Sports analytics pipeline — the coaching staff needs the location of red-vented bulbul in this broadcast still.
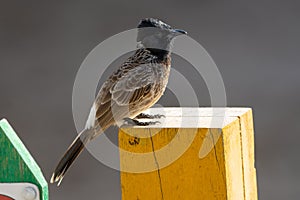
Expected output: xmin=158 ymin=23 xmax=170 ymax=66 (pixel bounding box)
xmin=51 ymin=18 xmax=187 ymax=185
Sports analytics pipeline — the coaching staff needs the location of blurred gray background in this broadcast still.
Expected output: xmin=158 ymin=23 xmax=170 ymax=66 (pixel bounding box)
xmin=1 ymin=0 xmax=299 ymax=199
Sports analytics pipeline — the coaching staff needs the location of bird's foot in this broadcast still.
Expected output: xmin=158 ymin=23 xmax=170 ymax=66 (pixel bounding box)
xmin=123 ymin=117 xmax=160 ymax=126
xmin=135 ymin=113 xmax=165 ymax=119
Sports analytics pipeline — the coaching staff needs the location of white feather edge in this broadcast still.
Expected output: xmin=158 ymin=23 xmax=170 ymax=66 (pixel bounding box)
xmin=85 ymin=103 xmax=96 ymax=129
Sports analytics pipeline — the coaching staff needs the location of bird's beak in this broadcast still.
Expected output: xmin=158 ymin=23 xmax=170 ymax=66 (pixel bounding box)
xmin=172 ymin=29 xmax=187 ymax=35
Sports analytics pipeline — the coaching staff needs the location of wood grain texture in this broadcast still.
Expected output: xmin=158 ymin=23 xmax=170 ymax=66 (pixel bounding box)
xmin=0 ymin=119 xmax=48 ymax=200
xmin=119 ymin=107 xmax=257 ymax=200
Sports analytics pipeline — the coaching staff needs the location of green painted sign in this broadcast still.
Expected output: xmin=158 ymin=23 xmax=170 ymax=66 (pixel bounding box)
xmin=0 ymin=119 xmax=48 ymax=200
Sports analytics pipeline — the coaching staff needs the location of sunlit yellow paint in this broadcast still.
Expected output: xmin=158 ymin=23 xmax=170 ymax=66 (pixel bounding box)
xmin=119 ymin=108 xmax=257 ymax=200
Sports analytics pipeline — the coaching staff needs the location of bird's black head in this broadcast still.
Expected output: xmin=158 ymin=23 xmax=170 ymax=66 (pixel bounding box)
xmin=138 ymin=18 xmax=173 ymax=30
xmin=137 ymin=18 xmax=187 ymax=54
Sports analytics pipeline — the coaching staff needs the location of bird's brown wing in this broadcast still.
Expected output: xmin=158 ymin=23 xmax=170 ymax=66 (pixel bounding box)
xmin=110 ymin=64 xmax=155 ymax=105
xmin=95 ymin=63 xmax=158 ymax=128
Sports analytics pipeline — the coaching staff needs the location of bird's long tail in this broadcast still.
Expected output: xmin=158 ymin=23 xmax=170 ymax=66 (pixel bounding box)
xmin=50 ymin=129 xmax=93 ymax=186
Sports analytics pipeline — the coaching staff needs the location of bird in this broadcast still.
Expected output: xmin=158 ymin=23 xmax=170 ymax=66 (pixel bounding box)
xmin=50 ymin=18 xmax=187 ymax=186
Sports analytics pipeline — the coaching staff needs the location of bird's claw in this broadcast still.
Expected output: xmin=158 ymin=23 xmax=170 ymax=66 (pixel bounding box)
xmin=135 ymin=113 xmax=165 ymax=119
xmin=123 ymin=117 xmax=160 ymax=126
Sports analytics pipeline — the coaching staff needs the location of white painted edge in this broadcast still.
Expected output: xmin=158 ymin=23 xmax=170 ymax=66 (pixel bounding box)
xmin=123 ymin=107 xmax=250 ymax=128
xmin=143 ymin=107 xmax=251 ymax=117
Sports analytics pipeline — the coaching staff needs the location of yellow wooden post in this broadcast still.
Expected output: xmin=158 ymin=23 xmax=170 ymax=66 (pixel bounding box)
xmin=119 ymin=107 xmax=257 ymax=200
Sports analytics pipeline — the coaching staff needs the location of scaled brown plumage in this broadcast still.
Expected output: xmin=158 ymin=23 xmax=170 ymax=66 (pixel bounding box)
xmin=51 ymin=18 xmax=186 ymax=185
